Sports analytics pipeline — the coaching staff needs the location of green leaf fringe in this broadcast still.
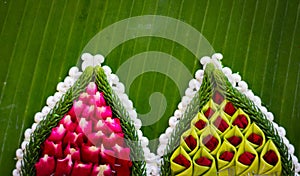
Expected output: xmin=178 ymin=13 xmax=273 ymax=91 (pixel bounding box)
xmin=160 ymin=63 xmax=295 ymax=176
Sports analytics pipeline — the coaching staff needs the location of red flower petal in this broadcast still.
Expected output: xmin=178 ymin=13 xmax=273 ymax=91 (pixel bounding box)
xmin=173 ymin=154 xmax=190 ymax=168
xmin=194 ymin=119 xmax=207 ymax=130
xmin=263 ymin=150 xmax=278 ymax=166
xmin=220 ymin=151 xmax=234 ymax=161
xmin=74 ymin=133 xmax=90 ymax=148
xmin=204 ymin=107 xmax=215 ymax=119
xmin=42 ymin=140 xmax=63 ymax=158
xmin=195 ymin=156 xmax=212 ymax=166
xmin=224 ymin=102 xmax=236 ymax=116
xmin=81 ymin=144 xmax=100 ymax=164
xmin=203 ymin=134 xmax=219 ymax=151
xmin=70 ymin=162 xmax=93 ymax=176
xmin=55 ymin=154 xmax=73 ymax=175
xmin=213 ymin=116 xmax=229 ymax=132
xmin=35 ymin=154 xmax=55 ymax=176
xmin=63 ymin=131 xmax=79 ymax=147
xmin=213 ymin=91 xmax=224 ymax=105
xmin=64 ymin=143 xmax=81 ymax=161
xmin=184 ymin=135 xmax=197 ymax=150
xmin=247 ymin=133 xmax=263 ymax=146
xmin=100 ymin=145 xmax=116 ymax=168
xmin=114 ymin=158 xmax=133 ymax=176
xmin=233 ymin=114 xmax=248 ymax=129
xmin=238 ymin=152 xmax=255 ymax=165
xmin=227 ymin=136 xmax=242 ymax=147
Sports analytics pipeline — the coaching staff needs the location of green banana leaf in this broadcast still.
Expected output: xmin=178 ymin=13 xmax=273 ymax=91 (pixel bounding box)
xmin=0 ymin=0 xmax=299 ymax=175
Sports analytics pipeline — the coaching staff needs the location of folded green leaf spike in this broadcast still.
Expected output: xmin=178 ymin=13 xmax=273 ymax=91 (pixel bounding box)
xmin=14 ymin=53 xmax=148 ymax=176
xmin=159 ymin=54 xmax=299 ymax=176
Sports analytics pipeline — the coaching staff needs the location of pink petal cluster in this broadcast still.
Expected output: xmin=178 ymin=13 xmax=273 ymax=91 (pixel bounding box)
xmin=35 ymin=82 xmax=132 ymax=176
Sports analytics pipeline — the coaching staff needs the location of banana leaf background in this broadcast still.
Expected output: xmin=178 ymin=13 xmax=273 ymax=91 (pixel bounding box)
xmin=0 ymin=0 xmax=299 ymax=174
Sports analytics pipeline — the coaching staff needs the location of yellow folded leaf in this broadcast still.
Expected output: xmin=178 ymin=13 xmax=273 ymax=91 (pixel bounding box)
xmin=216 ymin=140 xmax=237 ymax=175
xmin=192 ymin=148 xmax=217 ymax=176
xmin=258 ymin=139 xmax=282 ymax=175
xmin=235 ymin=141 xmax=259 ymax=175
xmin=180 ymin=128 xmax=199 ymax=157
xmin=245 ymin=123 xmax=266 ymax=152
xmin=170 ymin=146 xmax=193 ymax=176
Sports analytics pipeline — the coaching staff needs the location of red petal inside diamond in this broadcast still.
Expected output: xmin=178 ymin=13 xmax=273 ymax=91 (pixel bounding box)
xmin=263 ymin=150 xmax=278 ymax=166
xmin=173 ymin=154 xmax=191 ymax=168
xmin=204 ymin=108 xmax=215 ymax=119
xmin=195 ymin=156 xmax=212 ymax=166
xmin=247 ymin=133 xmax=263 ymax=146
xmin=203 ymin=134 xmax=219 ymax=151
xmin=219 ymin=151 xmax=234 ymax=161
xmin=227 ymin=136 xmax=242 ymax=147
xmin=213 ymin=91 xmax=224 ymax=105
xmin=184 ymin=135 xmax=197 ymax=150
xmin=213 ymin=116 xmax=229 ymax=132
xmin=232 ymin=114 xmax=248 ymax=129
xmin=238 ymin=152 xmax=255 ymax=165
xmin=224 ymin=102 xmax=236 ymax=116
xmin=194 ymin=119 xmax=207 ymax=130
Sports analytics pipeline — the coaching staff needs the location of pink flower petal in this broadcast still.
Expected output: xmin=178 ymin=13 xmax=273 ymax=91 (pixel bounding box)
xmin=48 ymin=124 xmax=67 ymax=142
xmin=69 ymin=100 xmax=85 ymax=118
xmin=55 ymin=154 xmax=73 ymax=175
xmin=35 ymin=154 xmax=55 ymax=176
xmin=71 ymin=162 xmax=93 ymax=176
xmin=90 ymin=92 xmax=106 ymax=107
xmin=93 ymin=120 xmax=112 ymax=135
xmin=78 ymin=118 xmax=92 ymax=135
xmin=95 ymin=106 xmax=112 ymax=120
xmin=91 ymin=164 xmax=112 ymax=176
xmin=79 ymin=92 xmax=91 ymax=104
xmin=87 ymin=131 xmax=105 ymax=146
xmin=82 ymin=105 xmax=96 ymax=119
xmin=105 ymin=118 xmax=122 ymax=133
xmin=60 ymin=115 xmax=78 ymax=132
xmin=81 ymin=144 xmax=100 ymax=164
xmin=112 ymin=144 xmax=131 ymax=161
xmin=86 ymin=82 xmax=98 ymax=95
xmin=102 ymin=132 xmax=124 ymax=149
